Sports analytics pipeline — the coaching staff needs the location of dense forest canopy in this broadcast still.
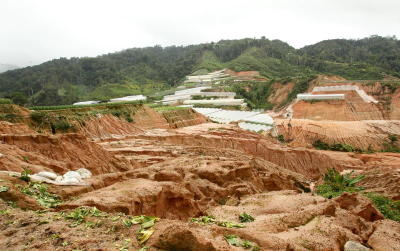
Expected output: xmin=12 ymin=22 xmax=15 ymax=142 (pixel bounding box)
xmin=0 ymin=35 xmax=399 ymax=106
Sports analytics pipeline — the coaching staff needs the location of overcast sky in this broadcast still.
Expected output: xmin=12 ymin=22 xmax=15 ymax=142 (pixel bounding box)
xmin=1 ymin=0 xmax=399 ymax=67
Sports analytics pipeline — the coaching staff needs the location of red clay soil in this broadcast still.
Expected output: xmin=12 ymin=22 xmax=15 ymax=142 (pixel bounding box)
xmin=1 ymin=108 xmax=400 ymax=250
xmin=274 ymin=119 xmax=400 ymax=151
xmin=292 ymin=96 xmax=385 ymax=121
xmin=291 ymin=77 xmax=400 ymax=121
xmin=224 ymin=69 xmax=267 ymax=81
xmin=78 ymin=114 xmax=144 ymax=140
xmin=268 ymin=82 xmax=295 ymax=106
xmin=0 ymin=121 xmax=34 ymax=134
xmin=137 ymin=124 xmax=400 ymax=179
xmin=0 ymin=132 xmax=127 ymax=175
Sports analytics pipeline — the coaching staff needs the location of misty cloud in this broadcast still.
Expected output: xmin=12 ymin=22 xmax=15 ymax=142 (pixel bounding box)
xmin=1 ymin=0 xmax=399 ymax=67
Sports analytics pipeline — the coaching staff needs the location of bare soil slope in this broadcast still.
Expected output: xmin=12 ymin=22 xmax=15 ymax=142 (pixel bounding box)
xmin=0 ymin=105 xmax=399 ymax=250
xmin=275 ymin=119 xmax=400 ymax=151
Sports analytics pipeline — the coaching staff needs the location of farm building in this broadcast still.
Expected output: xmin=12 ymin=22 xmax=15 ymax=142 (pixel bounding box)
xmin=109 ymin=95 xmax=147 ymax=103
xmin=193 ymin=108 xmax=274 ymax=132
xmin=73 ymin=101 xmax=100 ymax=106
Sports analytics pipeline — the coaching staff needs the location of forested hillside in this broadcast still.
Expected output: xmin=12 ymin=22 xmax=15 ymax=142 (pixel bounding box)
xmin=0 ymin=35 xmax=399 ymax=106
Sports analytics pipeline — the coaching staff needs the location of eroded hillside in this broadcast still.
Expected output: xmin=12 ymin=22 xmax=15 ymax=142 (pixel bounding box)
xmin=0 ymin=103 xmax=399 ymax=250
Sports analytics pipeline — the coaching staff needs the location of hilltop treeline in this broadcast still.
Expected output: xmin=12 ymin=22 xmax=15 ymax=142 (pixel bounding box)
xmin=0 ymin=35 xmax=399 ymax=105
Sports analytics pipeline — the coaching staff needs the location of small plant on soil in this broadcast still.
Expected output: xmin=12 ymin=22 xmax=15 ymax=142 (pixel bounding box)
xmin=191 ymin=215 xmax=245 ymax=228
xmin=64 ymin=206 xmax=108 ymax=226
xmin=316 ymin=169 xmax=365 ymax=198
xmin=121 ymin=215 xmax=159 ymax=245
xmin=313 ymin=140 xmax=359 ymax=152
xmin=18 ymin=182 xmax=61 ymax=208
xmin=0 ymin=186 xmax=9 ymax=192
xmin=136 ymin=228 xmax=155 ymax=245
xmin=115 ymin=238 xmax=132 ymax=251
xmin=225 ymin=235 xmax=260 ymax=250
xmin=389 ymin=134 xmax=398 ymax=143
xmin=365 ymin=193 xmax=400 ymax=222
xmin=239 ymin=212 xmax=255 ymax=223
xmin=122 ymin=215 xmax=159 ymax=229
xmin=277 ymin=134 xmax=285 ymax=143
xmin=0 ymin=209 xmax=9 ymax=215
xmin=20 ymin=167 xmax=32 ymax=182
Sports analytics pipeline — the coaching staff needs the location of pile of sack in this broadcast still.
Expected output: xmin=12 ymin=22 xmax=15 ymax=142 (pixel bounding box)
xmin=30 ymin=168 xmax=92 ymax=186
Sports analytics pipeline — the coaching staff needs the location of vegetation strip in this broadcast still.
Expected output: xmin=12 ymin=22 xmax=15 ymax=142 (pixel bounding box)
xmin=191 ymin=215 xmax=245 ymax=228
xmin=225 ymin=235 xmax=260 ymax=250
xmin=317 ymin=168 xmax=400 ymax=222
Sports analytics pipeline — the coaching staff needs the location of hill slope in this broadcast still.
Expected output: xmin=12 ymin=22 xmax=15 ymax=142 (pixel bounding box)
xmin=1 ymin=36 xmax=399 ymax=105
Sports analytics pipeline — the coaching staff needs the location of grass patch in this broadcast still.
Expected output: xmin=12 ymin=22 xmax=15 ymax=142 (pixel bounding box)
xmin=0 ymin=186 xmax=9 ymax=192
xmin=18 ymin=182 xmax=61 ymax=208
xmin=191 ymin=215 xmax=245 ymax=228
xmin=153 ymin=105 xmax=188 ymax=112
xmin=382 ymin=135 xmax=400 ymax=153
xmin=0 ymin=98 xmax=12 ymax=104
xmin=364 ymin=193 xmax=400 ymax=222
xmin=316 ymin=169 xmax=365 ymax=199
xmin=225 ymin=235 xmax=260 ymax=251
xmin=239 ymin=212 xmax=255 ymax=223
xmin=63 ymin=206 xmax=108 ymax=227
xmin=29 ymin=100 xmax=144 ymax=111
xmin=20 ymin=167 xmax=32 ymax=182
xmin=313 ymin=140 xmax=361 ymax=152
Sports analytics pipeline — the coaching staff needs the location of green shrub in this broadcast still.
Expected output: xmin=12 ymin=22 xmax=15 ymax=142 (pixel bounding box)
xmin=389 ymin=135 xmax=398 ymax=142
xmin=239 ymin=212 xmax=255 ymax=223
xmin=0 ymin=113 xmax=19 ymax=122
xmin=277 ymin=135 xmax=285 ymax=143
xmin=382 ymin=142 xmax=400 ymax=153
xmin=0 ymin=98 xmax=12 ymax=104
xmin=312 ymin=140 xmax=330 ymax=150
xmin=53 ymin=120 xmax=74 ymax=132
xmin=19 ymin=182 xmax=61 ymax=208
xmin=20 ymin=167 xmax=32 ymax=182
xmin=30 ymin=111 xmax=48 ymax=124
xmin=191 ymin=216 xmax=245 ymax=228
xmin=225 ymin=235 xmax=260 ymax=250
xmin=365 ymin=193 xmax=400 ymax=222
xmin=313 ymin=140 xmax=359 ymax=152
xmin=316 ymin=169 xmax=365 ymax=198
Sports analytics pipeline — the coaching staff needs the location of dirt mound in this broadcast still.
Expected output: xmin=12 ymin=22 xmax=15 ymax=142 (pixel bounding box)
xmin=132 ymin=105 xmax=170 ymax=129
xmin=368 ymin=220 xmax=400 ymax=250
xmin=139 ymin=123 xmax=398 ymax=179
xmin=3 ymin=188 xmax=398 ymax=251
xmin=358 ymin=165 xmax=400 ymax=199
xmin=275 ymin=119 xmax=400 ymax=151
xmin=60 ymin=155 xmax=307 ymax=219
xmin=78 ymin=107 xmax=207 ymax=139
xmin=78 ymin=114 xmax=144 ymax=140
xmin=0 ymin=133 xmax=127 ymax=175
xmin=203 ymin=191 xmax=389 ymax=250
